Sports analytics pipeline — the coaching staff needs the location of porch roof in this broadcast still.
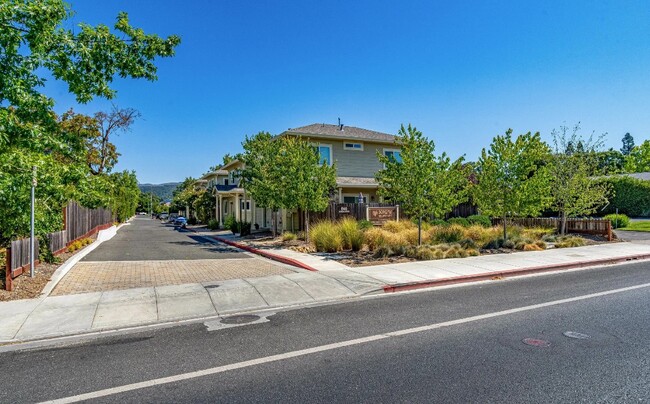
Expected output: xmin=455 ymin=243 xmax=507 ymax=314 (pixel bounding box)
xmin=336 ymin=176 xmax=378 ymax=188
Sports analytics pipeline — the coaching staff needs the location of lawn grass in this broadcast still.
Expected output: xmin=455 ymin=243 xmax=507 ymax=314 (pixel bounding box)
xmin=619 ymin=221 xmax=650 ymax=232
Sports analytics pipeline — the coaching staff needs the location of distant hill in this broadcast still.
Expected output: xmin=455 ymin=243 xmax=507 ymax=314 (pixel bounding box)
xmin=138 ymin=182 xmax=180 ymax=202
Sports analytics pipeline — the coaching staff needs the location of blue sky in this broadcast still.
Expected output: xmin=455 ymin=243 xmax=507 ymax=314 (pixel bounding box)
xmin=48 ymin=0 xmax=650 ymax=184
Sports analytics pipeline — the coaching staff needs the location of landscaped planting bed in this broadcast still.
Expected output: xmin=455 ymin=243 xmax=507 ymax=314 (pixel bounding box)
xmin=237 ymin=217 xmax=611 ymax=267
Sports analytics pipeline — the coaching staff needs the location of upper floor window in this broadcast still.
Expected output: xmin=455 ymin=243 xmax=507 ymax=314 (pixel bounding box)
xmin=383 ymin=149 xmax=402 ymax=164
xmin=343 ymin=142 xmax=363 ymax=151
xmin=316 ymin=144 xmax=332 ymax=166
xmin=224 ymin=178 xmax=229 ymax=186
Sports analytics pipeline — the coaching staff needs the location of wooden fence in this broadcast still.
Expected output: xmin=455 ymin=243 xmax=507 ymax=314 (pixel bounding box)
xmin=4 ymin=201 xmax=113 ymax=291
xmin=310 ymin=202 xmax=406 ymax=223
xmin=491 ymin=217 xmax=612 ymax=240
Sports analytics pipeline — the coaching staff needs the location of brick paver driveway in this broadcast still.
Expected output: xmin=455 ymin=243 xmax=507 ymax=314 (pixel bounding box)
xmin=52 ymin=217 xmax=294 ymax=295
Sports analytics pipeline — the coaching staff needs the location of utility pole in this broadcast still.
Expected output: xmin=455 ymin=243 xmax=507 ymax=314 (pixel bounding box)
xmin=30 ymin=166 xmax=36 ymax=277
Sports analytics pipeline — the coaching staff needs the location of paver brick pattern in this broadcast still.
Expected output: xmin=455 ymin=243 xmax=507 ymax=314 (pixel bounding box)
xmin=52 ymin=259 xmax=293 ymax=295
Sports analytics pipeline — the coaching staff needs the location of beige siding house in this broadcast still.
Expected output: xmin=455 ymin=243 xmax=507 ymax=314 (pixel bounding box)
xmin=202 ymin=123 xmax=399 ymax=231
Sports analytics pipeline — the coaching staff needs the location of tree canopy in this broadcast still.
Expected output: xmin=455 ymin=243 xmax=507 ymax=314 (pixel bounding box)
xmin=548 ymin=123 xmax=610 ymax=234
xmin=473 ymin=129 xmax=552 ymax=239
xmin=376 ymin=124 xmax=469 ymax=244
xmin=0 ymin=0 xmax=180 ymax=245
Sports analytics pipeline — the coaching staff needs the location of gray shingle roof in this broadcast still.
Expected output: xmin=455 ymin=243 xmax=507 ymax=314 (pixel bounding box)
xmin=336 ymin=176 xmax=378 ymax=186
xmin=626 ymin=172 xmax=650 ymax=181
xmin=284 ymin=123 xmax=396 ymax=143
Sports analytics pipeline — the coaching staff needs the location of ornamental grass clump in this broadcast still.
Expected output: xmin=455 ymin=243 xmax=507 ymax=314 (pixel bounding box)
xmin=555 ymin=236 xmax=587 ymax=248
xmin=282 ymin=232 xmax=298 ymax=242
xmin=310 ymin=221 xmax=343 ymax=252
xmin=364 ymin=227 xmax=389 ymax=250
xmin=521 ymin=227 xmax=555 ymax=240
xmin=383 ymin=220 xmax=415 ymax=233
xmin=430 ymin=224 xmax=465 ymax=243
xmin=338 ymin=217 xmax=364 ymax=251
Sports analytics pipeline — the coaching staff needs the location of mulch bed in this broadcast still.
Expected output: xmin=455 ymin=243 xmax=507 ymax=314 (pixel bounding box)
xmin=0 ymin=235 xmax=97 ymax=301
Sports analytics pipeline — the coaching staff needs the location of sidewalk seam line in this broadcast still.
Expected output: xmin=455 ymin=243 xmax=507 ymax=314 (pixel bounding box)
xmin=241 ymin=278 xmax=271 ymax=307
xmin=280 ymin=274 xmax=318 ymax=301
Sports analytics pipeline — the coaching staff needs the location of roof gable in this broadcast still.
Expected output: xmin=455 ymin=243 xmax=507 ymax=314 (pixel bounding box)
xmin=283 ymin=123 xmax=396 ymax=143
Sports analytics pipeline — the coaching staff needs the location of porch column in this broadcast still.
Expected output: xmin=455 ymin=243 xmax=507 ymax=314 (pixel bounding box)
xmin=218 ymin=195 xmax=223 ymax=225
xmin=243 ymin=189 xmax=248 ymax=222
xmin=252 ymin=198 xmax=256 ymax=226
xmin=338 ymin=188 xmax=343 ymax=203
xmin=235 ymin=194 xmax=241 ymax=221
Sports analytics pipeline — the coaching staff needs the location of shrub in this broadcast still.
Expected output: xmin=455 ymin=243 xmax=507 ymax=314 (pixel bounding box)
xmin=207 ymin=219 xmax=219 ymax=230
xmin=365 ymin=228 xmax=389 ymax=250
xmin=447 ymin=217 xmax=470 ymax=227
xmin=597 ymin=176 xmax=650 ymax=217
xmin=430 ymin=219 xmax=448 ymax=226
xmin=339 ymin=217 xmax=364 ymax=251
xmin=502 ymin=239 xmax=515 ymax=249
xmin=282 ymin=232 xmax=298 ymax=242
xmin=431 ymin=224 xmax=465 ymax=243
xmin=467 ymin=215 xmax=492 ymax=228
xmin=555 ymin=236 xmax=587 ymax=248
xmin=358 ymin=219 xmax=374 ymax=231
xmin=466 ymin=248 xmax=480 ymax=256
xmin=459 ymin=238 xmax=478 ymax=249
xmin=373 ymin=245 xmax=394 ymax=258
xmin=603 ymin=213 xmax=630 ymax=229
xmin=411 ymin=245 xmax=438 ymax=261
xmin=310 ymin=221 xmax=343 ymax=252
xmin=224 ymin=215 xmax=237 ymax=233
xmin=383 ymin=220 xmax=414 ymax=233
xmin=187 ymin=217 xmax=198 ymax=225
xmin=239 ymin=221 xmax=252 ymax=236
xmin=404 ymin=228 xmax=421 ymax=245
xmin=482 ymin=237 xmax=504 ymax=249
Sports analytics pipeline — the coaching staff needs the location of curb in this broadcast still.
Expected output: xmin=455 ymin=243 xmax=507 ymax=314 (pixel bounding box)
xmin=205 ymin=235 xmax=318 ymax=272
xmin=383 ymin=252 xmax=650 ymax=293
xmin=39 ymin=225 xmax=122 ymax=297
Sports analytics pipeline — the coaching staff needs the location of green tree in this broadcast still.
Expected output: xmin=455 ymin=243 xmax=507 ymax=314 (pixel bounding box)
xmin=281 ymin=137 xmax=337 ymax=241
xmin=549 ymin=124 xmax=610 ymax=234
xmin=170 ymin=177 xmax=198 ymax=216
xmin=376 ymin=124 xmax=469 ymax=244
xmin=240 ymin=132 xmax=285 ymax=235
xmin=621 ymin=132 xmax=635 ymax=156
xmin=473 ymin=129 xmax=552 ymax=240
xmin=0 ymin=0 xmax=179 ymax=243
xmin=624 ymin=140 xmax=650 ymax=173
xmin=595 ymin=149 xmax=626 ymax=174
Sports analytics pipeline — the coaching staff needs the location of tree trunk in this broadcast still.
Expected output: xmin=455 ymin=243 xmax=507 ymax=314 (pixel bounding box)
xmin=560 ymin=210 xmax=567 ymax=235
xmin=502 ymin=213 xmax=507 ymax=241
xmin=418 ymin=217 xmax=422 ymax=246
xmin=305 ymin=210 xmax=310 ymax=243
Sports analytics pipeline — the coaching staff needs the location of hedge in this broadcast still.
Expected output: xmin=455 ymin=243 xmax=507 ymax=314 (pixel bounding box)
xmin=597 ymin=176 xmax=650 ymax=217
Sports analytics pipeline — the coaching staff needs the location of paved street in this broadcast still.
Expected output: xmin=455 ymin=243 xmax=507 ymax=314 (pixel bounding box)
xmin=53 ymin=218 xmax=294 ymax=294
xmin=1 ymin=260 xmax=649 ymax=403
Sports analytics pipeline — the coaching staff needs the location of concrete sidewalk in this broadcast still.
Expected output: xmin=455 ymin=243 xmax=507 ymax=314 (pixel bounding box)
xmin=0 ymin=237 xmax=648 ymax=345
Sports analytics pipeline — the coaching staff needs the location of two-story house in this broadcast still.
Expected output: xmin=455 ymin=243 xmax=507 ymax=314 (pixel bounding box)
xmin=208 ymin=123 xmax=400 ymax=231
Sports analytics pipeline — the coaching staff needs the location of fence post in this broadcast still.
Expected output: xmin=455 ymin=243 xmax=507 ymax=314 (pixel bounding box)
xmin=606 ymin=220 xmax=612 ymax=241
xmin=5 ymin=247 xmax=12 ymax=292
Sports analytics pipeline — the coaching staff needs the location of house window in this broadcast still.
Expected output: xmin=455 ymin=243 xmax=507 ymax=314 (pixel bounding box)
xmin=343 ymin=142 xmax=363 ymax=151
xmin=383 ymin=149 xmax=402 ymax=164
xmin=316 ymin=144 xmax=332 ymax=166
xmin=224 ymin=178 xmax=229 ymax=186
xmin=240 ymin=201 xmax=251 ymax=211
xmin=343 ymin=196 xmax=367 ymax=203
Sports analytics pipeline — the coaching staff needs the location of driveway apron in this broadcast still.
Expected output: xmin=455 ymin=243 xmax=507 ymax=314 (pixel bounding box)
xmin=52 ymin=218 xmax=294 ymax=295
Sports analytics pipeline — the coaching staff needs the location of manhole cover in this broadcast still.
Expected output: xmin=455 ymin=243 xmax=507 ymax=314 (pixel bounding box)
xmin=563 ymin=331 xmax=591 ymax=339
xmin=522 ymin=338 xmax=551 ymax=347
xmin=204 ymin=284 xmax=220 ymax=289
xmin=220 ymin=315 xmax=261 ymax=325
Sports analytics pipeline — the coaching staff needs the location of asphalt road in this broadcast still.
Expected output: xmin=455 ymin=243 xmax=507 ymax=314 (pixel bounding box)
xmin=82 ymin=217 xmax=249 ymax=261
xmin=1 ymin=261 xmax=649 ymax=403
